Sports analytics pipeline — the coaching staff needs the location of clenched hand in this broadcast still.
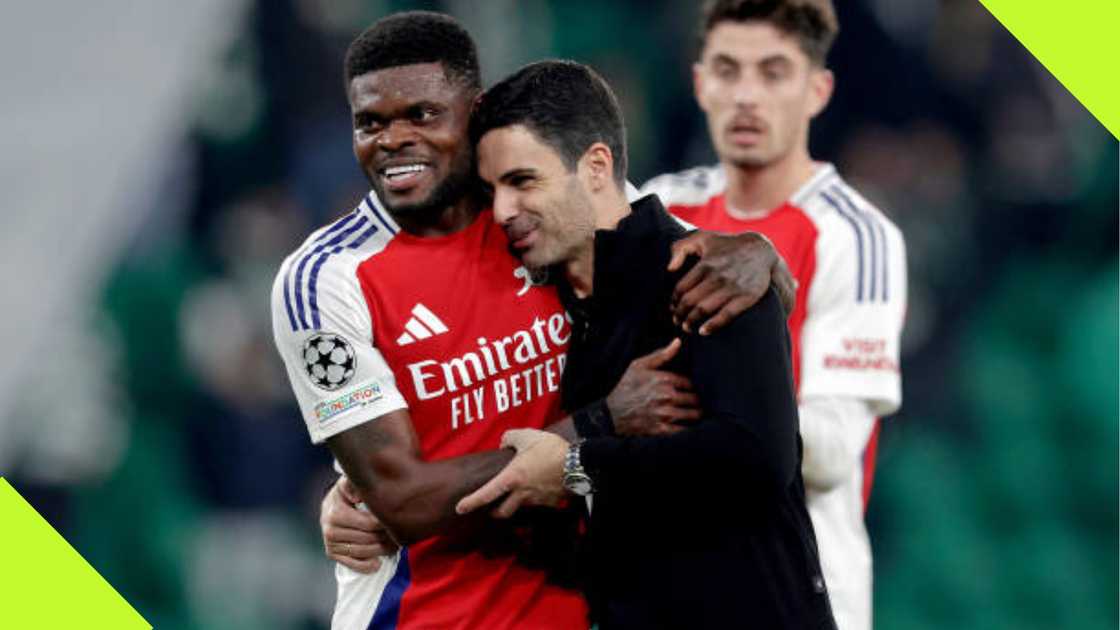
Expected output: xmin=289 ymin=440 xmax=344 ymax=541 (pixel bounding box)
xmin=320 ymin=476 xmax=400 ymax=573
xmin=668 ymin=230 xmax=797 ymax=335
xmin=607 ymin=338 xmax=701 ymax=436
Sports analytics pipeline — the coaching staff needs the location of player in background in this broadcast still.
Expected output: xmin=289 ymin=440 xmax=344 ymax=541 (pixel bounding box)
xmin=273 ymin=11 xmax=793 ymax=630
xmin=638 ymin=2 xmax=907 ymax=629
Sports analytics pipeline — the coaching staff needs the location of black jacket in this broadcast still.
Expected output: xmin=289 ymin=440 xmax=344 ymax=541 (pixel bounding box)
xmin=560 ymin=195 xmax=836 ymax=630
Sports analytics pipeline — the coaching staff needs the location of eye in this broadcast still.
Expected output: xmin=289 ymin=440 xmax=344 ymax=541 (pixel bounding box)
xmin=354 ymin=113 xmax=382 ymax=133
xmin=410 ymin=105 xmax=440 ymax=123
xmin=713 ymin=60 xmax=738 ymax=81
xmin=510 ymin=174 xmax=534 ymax=189
xmin=760 ymin=61 xmax=792 ymax=82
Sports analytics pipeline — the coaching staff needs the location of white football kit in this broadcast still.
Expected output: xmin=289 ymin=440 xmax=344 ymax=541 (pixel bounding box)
xmin=642 ymin=163 xmax=907 ymax=630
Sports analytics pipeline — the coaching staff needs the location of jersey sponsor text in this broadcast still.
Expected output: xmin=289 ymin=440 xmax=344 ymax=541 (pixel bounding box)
xmin=406 ymin=313 xmax=571 ymax=429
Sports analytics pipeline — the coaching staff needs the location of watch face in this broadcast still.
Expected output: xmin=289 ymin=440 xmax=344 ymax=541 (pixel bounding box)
xmin=564 ymin=473 xmax=593 ymax=496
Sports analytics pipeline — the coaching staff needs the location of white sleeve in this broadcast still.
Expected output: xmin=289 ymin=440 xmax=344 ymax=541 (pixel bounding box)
xmin=638 ymin=170 xmax=685 ymax=203
xmin=799 ymin=213 xmax=906 ymax=415
xmin=799 ymin=396 xmax=875 ymax=492
xmin=271 ymin=255 xmax=407 ymax=444
xmin=637 ymin=175 xmax=663 ymax=200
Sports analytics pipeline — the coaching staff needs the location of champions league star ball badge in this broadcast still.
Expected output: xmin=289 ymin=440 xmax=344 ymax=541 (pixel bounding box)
xmin=303 ymin=333 xmax=356 ymax=391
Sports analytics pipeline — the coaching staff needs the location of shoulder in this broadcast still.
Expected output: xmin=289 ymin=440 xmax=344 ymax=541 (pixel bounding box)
xmin=272 ymin=193 xmax=398 ymax=333
xmin=793 ymin=169 xmax=906 ymax=309
xmin=796 ymin=168 xmax=904 ymax=254
xmin=639 ymin=164 xmax=726 ymax=208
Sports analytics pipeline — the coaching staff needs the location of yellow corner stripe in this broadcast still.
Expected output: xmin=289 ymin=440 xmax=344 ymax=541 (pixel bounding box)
xmin=0 ymin=478 xmax=150 ymax=628
xmin=979 ymin=0 xmax=1119 ymax=139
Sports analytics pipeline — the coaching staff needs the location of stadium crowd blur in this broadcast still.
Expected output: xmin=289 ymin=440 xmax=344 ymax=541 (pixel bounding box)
xmin=2 ymin=1 xmax=1115 ymax=629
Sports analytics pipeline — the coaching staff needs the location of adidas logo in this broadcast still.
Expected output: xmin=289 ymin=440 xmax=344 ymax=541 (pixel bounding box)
xmin=396 ymin=303 xmax=450 ymax=346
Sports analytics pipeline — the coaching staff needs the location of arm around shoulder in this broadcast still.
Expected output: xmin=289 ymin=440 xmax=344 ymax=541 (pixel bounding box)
xmin=579 ymin=288 xmax=800 ymax=500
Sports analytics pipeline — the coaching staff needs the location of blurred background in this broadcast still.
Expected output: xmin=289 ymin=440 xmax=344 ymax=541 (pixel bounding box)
xmin=1 ymin=1 xmax=1115 ymax=629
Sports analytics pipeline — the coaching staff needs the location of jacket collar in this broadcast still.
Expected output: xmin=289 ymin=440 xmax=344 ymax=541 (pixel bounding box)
xmin=557 ymin=194 xmax=685 ymax=312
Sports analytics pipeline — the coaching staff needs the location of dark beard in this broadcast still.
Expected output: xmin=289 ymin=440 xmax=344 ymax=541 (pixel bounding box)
xmin=371 ymin=159 xmax=474 ymax=224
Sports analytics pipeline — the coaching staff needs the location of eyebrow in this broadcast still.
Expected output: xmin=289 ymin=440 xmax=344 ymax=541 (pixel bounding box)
xmin=498 ymin=168 xmax=537 ymax=184
xmin=709 ymin=51 xmax=793 ymax=70
xmin=352 ymin=99 xmax=443 ymax=120
xmin=759 ymin=54 xmax=793 ymax=68
xmin=711 ymin=53 xmax=740 ymax=67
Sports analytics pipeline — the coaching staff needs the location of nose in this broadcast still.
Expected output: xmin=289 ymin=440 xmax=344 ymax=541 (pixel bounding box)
xmin=731 ymin=74 xmax=759 ymax=109
xmin=491 ymin=187 xmax=518 ymax=224
xmin=376 ymin=120 xmax=416 ymax=152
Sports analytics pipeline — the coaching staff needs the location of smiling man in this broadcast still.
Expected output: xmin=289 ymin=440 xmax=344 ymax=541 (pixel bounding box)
xmin=271 ymin=11 xmax=794 ymax=630
xmin=458 ymin=59 xmax=837 ymax=630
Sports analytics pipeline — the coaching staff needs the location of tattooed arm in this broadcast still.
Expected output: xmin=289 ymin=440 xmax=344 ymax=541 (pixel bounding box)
xmin=327 ymin=410 xmax=514 ymax=546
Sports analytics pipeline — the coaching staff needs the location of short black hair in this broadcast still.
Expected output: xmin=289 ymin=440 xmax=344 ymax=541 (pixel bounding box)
xmin=701 ymin=0 xmax=839 ymax=66
xmin=471 ymin=60 xmax=628 ymax=184
xmin=344 ymin=11 xmax=481 ymax=90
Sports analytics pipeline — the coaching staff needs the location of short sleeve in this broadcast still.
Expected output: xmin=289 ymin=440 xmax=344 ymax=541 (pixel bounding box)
xmin=799 ymin=211 xmax=907 ymax=416
xmin=271 ymin=252 xmax=408 ymax=444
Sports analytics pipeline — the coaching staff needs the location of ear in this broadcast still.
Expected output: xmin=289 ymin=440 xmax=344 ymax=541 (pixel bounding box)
xmin=806 ymin=67 xmax=834 ymax=119
xmin=578 ymin=142 xmax=615 ymax=192
xmin=692 ymin=62 xmax=709 ymax=113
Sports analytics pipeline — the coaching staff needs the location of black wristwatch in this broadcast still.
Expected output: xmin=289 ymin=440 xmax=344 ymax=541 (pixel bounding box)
xmin=563 ymin=439 xmax=594 ymax=496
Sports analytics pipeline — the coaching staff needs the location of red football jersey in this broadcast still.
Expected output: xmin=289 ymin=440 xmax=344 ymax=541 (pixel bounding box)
xmin=272 ymin=195 xmax=587 ymax=629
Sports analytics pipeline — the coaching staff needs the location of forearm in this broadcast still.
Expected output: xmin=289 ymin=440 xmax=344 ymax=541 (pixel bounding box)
xmin=583 ymin=289 xmax=799 ymax=499
xmin=328 ymin=416 xmax=514 ymax=546
xmin=799 ymin=396 xmax=875 ymax=492
xmin=364 ymin=449 xmax=515 ymax=545
xmin=543 ymin=397 xmax=614 ymax=441
xmin=544 ymin=415 xmax=579 ymax=441
xmin=581 ymin=417 xmax=782 ymax=498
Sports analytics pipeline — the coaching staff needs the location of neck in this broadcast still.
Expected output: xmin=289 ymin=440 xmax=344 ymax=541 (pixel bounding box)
xmin=565 ymin=242 xmax=595 ymax=298
xmin=723 ymin=146 xmax=818 ymax=218
xmin=394 ymin=194 xmax=482 ymax=238
xmin=564 ymin=184 xmax=631 ymax=298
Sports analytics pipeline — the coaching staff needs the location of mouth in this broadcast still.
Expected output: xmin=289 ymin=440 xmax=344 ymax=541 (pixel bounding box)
xmin=505 ymin=224 xmax=539 ymax=251
xmin=377 ymin=162 xmax=432 ymax=193
xmin=727 ymin=119 xmax=766 ymax=146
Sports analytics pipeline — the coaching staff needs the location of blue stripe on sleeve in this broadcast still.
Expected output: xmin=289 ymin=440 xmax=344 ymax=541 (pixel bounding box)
xmin=878 ymin=218 xmax=889 ymax=302
xmin=308 ymin=222 xmax=380 ymax=330
xmin=285 ymin=212 xmax=360 ymax=331
xmin=368 ymin=548 xmax=411 ymax=630
xmin=293 ymin=217 xmax=369 ymax=330
xmin=316 ymin=210 xmax=361 ymax=244
xmin=833 ymin=186 xmax=890 ymax=302
xmin=832 ymin=186 xmax=878 ymax=301
xmin=282 ymin=266 xmax=299 ymax=331
xmin=820 ymin=190 xmax=866 ymax=302
xmin=367 ymin=195 xmax=399 ymax=235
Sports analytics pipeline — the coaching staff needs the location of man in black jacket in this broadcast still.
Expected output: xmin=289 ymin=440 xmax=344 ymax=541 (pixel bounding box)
xmin=457 ymin=60 xmax=837 ymax=629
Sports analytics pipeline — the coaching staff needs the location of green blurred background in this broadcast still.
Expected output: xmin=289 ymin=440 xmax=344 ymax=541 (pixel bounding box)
xmin=1 ymin=1 xmax=1115 ymax=628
